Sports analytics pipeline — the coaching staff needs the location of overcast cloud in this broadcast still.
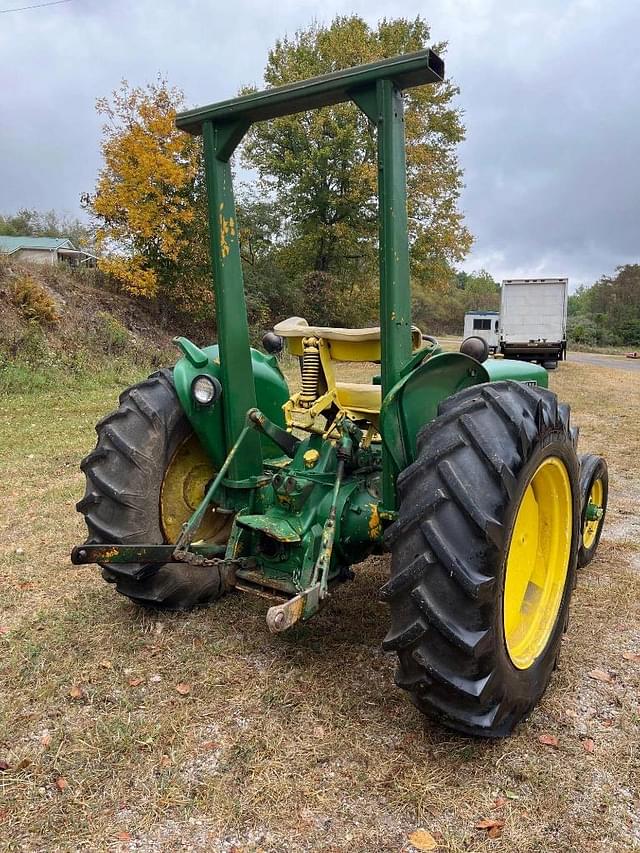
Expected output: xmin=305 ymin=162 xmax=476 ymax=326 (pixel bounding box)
xmin=1 ymin=0 xmax=638 ymax=286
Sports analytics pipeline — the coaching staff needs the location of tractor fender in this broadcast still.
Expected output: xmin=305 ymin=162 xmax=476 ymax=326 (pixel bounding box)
xmin=173 ymin=339 xmax=290 ymax=467
xmin=482 ymin=357 xmax=549 ymax=388
xmin=379 ymin=351 xmax=489 ymax=472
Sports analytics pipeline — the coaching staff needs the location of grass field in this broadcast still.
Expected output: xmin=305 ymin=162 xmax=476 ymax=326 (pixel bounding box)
xmin=1 ymin=361 xmax=639 ymax=852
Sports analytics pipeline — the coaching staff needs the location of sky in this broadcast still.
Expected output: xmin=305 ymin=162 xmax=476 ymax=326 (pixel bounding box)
xmin=1 ymin=0 xmax=638 ymax=287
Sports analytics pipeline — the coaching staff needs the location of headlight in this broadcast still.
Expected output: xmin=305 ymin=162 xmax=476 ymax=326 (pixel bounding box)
xmin=191 ymin=375 xmax=220 ymax=406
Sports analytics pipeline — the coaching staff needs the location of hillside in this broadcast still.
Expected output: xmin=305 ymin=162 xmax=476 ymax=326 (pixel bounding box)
xmin=0 ymin=259 xmax=191 ymax=387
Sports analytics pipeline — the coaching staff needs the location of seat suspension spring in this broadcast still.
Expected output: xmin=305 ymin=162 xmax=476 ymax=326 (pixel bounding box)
xmin=299 ymin=337 xmax=321 ymax=407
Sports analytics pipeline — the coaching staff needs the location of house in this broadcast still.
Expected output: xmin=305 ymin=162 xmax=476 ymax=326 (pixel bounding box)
xmin=0 ymin=235 xmax=97 ymax=267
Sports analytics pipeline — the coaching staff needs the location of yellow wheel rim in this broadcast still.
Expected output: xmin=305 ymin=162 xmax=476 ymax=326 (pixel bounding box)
xmin=160 ymin=433 xmax=232 ymax=545
xmin=503 ymin=457 xmax=572 ymax=670
xmin=582 ymin=478 xmax=603 ymax=550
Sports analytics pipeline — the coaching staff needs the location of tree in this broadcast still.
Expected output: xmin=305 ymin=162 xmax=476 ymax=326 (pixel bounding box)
xmin=86 ymin=81 xmax=287 ymax=326
xmin=412 ymin=268 xmax=499 ymax=335
xmin=0 ymin=209 xmax=93 ymax=247
xmin=88 ymin=78 xmax=200 ymax=298
xmin=566 ymin=265 xmax=640 ymax=346
xmin=240 ymin=16 xmax=472 ymax=289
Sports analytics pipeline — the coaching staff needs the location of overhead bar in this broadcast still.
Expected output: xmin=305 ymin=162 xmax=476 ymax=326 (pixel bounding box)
xmin=176 ymin=48 xmax=444 ymax=135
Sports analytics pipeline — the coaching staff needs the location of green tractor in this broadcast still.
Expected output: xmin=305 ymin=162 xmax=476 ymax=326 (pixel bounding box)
xmin=73 ymin=50 xmax=608 ymax=737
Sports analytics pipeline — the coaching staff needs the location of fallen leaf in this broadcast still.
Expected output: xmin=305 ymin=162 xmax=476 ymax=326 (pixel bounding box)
xmin=582 ymin=738 xmax=595 ymax=753
xmin=0 ymin=759 xmax=10 ymax=772
xmin=0 ymin=627 xmax=9 ymax=636
xmin=200 ymin=741 xmax=219 ymax=751
xmin=538 ymin=733 xmax=559 ymax=748
xmin=476 ymin=818 xmax=505 ymax=831
xmin=0 ymin=808 xmax=8 ymax=821
xmin=160 ymin=755 xmax=172 ymax=768
xmin=622 ymin=651 xmax=640 ymax=662
xmin=18 ymin=582 xmax=34 ymax=591
xmin=15 ymin=758 xmax=31 ymax=770
xmin=41 ymin=733 xmax=52 ymax=748
xmin=117 ymin=831 xmax=131 ymax=842
xmin=175 ymin=682 xmax=191 ymax=696
xmin=68 ymin=685 xmax=84 ymax=700
xmin=493 ymin=796 xmax=507 ymax=809
xmin=128 ymin=677 xmax=144 ymax=687
xmin=601 ymin=718 xmax=614 ymax=728
xmin=588 ymin=669 xmax=614 ymax=683
xmin=99 ymin=659 xmax=113 ymax=669
xmin=55 ymin=776 xmax=68 ymax=792
xmin=408 ymin=828 xmax=438 ymax=851
xmin=488 ymin=825 xmax=503 ymax=839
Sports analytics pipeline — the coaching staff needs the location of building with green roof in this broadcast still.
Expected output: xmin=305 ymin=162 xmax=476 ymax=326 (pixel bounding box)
xmin=0 ymin=236 xmax=96 ymax=267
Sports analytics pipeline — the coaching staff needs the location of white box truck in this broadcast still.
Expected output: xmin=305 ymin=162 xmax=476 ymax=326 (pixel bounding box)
xmin=499 ymin=278 xmax=568 ymax=367
xmin=463 ymin=310 xmax=500 ymax=352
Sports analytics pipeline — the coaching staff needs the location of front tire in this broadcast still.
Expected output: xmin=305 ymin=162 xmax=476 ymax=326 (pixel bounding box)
xmin=382 ymin=381 xmax=580 ymax=737
xmin=77 ymin=369 xmax=231 ymax=609
xmin=577 ymin=454 xmax=608 ymax=568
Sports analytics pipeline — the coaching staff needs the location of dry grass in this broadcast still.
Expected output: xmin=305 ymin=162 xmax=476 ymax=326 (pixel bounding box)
xmin=0 ymin=362 xmax=639 ymax=852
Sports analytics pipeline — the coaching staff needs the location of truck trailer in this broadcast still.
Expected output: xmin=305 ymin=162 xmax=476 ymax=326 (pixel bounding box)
xmin=499 ymin=277 xmax=568 ymax=368
xmin=463 ymin=310 xmax=500 ymax=352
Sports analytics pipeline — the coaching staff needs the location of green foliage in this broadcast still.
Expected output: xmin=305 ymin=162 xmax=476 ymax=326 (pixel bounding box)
xmin=567 ymin=265 xmax=640 ymax=346
xmin=413 ymin=268 xmax=499 ymax=334
xmin=10 ymin=275 xmax=60 ymax=325
xmin=93 ymin=311 xmax=130 ymax=355
xmin=241 ymin=15 xmax=471 ymax=289
xmin=0 ymin=208 xmax=94 ymax=248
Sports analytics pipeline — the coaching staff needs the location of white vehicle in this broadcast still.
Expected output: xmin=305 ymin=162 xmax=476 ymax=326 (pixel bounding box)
xmin=463 ymin=310 xmax=500 ymax=352
xmin=499 ymin=278 xmax=568 ymax=368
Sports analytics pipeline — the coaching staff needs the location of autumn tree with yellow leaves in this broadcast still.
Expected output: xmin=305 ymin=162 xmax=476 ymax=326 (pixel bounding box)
xmin=88 ymin=77 xmax=204 ymax=301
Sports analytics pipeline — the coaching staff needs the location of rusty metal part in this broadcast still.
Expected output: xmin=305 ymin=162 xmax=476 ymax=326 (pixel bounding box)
xmin=71 ymin=543 xmax=227 ymax=565
xmin=266 ymin=583 xmax=321 ymax=633
xmin=234 ymin=568 xmax=298 ymax=596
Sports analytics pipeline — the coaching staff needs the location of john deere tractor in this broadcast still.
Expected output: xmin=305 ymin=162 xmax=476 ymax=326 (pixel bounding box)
xmin=73 ymin=50 xmax=608 ymax=737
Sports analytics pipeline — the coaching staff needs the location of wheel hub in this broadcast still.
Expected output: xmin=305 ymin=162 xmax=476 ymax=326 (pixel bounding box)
xmin=503 ymin=456 xmax=572 ymax=670
xmin=583 ymin=478 xmax=604 ymax=549
xmin=160 ymin=433 xmax=232 ymax=544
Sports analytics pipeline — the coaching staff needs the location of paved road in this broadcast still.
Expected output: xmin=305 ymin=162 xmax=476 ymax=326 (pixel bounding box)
xmin=439 ymin=338 xmax=640 ymax=372
xmin=567 ymin=352 xmax=640 ymax=373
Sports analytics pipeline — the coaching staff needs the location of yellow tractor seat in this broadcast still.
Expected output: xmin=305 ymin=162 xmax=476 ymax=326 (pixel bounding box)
xmin=334 ymin=381 xmax=381 ymax=415
xmin=274 ymin=317 xmax=423 ymax=362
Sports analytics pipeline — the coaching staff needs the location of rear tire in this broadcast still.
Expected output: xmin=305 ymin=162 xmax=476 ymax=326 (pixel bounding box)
xmin=382 ymin=381 xmax=580 ymax=737
xmin=77 ymin=369 xmax=230 ymax=609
